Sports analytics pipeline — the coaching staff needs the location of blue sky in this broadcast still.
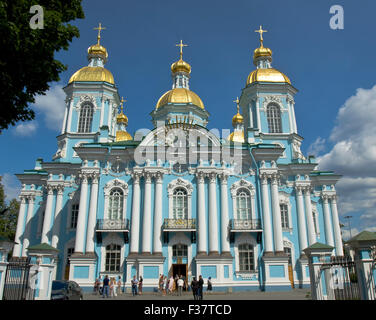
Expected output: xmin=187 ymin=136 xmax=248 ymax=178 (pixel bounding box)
xmin=2 ymin=0 xmax=376 ymax=238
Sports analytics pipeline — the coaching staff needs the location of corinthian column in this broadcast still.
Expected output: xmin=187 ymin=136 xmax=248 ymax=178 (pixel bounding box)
xmin=303 ymin=187 xmax=316 ymax=246
xmin=197 ymin=172 xmax=207 ymax=254
xmin=41 ymin=185 xmax=55 ymax=245
xmin=295 ymin=186 xmax=308 ymax=254
xmin=153 ymin=172 xmax=163 ymax=254
xmin=74 ymin=174 xmax=89 ymax=253
xmin=85 ymin=173 xmax=99 ymax=253
xmin=13 ymin=196 xmax=27 ymax=257
xmin=330 ymin=196 xmax=344 ymax=256
xmin=220 ymin=174 xmax=230 ymax=254
xmin=271 ymin=174 xmax=284 ymax=253
xmin=51 ymin=185 xmax=64 ymax=248
xmin=130 ymin=173 xmax=141 ymax=253
xmin=142 ymin=172 xmax=152 ymax=253
xmin=22 ymin=195 xmax=35 ymax=257
xmin=208 ymin=172 xmax=219 ymax=254
xmin=260 ymin=174 xmax=273 ymax=254
xmin=322 ymin=195 xmax=334 ymax=247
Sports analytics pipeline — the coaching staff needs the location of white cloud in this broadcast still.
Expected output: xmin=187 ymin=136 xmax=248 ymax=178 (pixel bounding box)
xmin=307 ymin=137 xmax=326 ymax=157
xmin=13 ymin=121 xmax=38 ymax=136
xmin=33 ymin=84 xmax=66 ymax=131
xmin=317 ymin=85 xmax=376 ymax=231
xmin=1 ymin=173 xmax=21 ymax=202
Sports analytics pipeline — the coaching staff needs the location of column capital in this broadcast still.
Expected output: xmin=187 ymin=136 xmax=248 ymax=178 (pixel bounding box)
xmin=208 ymin=172 xmax=217 ymax=184
xmin=144 ymin=171 xmax=152 ymax=183
xmin=56 ymin=185 xmax=64 ymax=195
xmin=260 ymin=173 xmax=269 ymax=185
xmin=219 ymin=173 xmax=228 ymax=185
xmin=45 ymin=184 xmax=54 ymax=195
xmin=78 ymin=173 xmax=89 ymax=184
xmin=155 ymin=172 xmax=164 ymax=184
xmin=196 ymin=171 xmax=205 ymax=184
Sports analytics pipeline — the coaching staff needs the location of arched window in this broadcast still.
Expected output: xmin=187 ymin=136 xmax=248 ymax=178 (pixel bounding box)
xmin=238 ymin=243 xmax=254 ymax=271
xmin=267 ymin=104 xmax=282 ymax=133
xmin=173 ymin=188 xmax=188 ymax=219
xmin=105 ymin=244 xmax=121 ymax=272
xmin=236 ymin=188 xmax=251 ymax=220
xmin=78 ymin=103 xmax=94 ymax=133
xmin=108 ymin=188 xmax=124 ymax=220
xmin=172 ymin=244 xmax=188 ymax=258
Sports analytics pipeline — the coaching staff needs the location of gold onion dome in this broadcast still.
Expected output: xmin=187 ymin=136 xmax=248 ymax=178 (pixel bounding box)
xmin=231 ymin=97 xmax=244 ymax=126
xmin=155 ymin=88 xmax=205 ymax=110
xmin=116 ymin=97 xmax=132 ymax=142
xmin=171 ymin=40 xmax=191 ymax=74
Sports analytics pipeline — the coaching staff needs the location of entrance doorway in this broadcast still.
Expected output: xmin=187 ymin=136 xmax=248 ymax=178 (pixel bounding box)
xmin=172 ymin=264 xmax=188 ymax=290
xmin=284 ymin=247 xmax=294 ymax=288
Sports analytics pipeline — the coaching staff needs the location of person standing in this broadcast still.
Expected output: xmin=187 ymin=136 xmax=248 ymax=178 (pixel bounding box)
xmin=117 ymin=277 xmax=122 ymax=295
xmin=198 ymin=275 xmax=204 ymax=300
xmin=162 ymin=276 xmax=167 ymax=296
xmin=112 ymin=278 xmax=117 ymax=297
xmin=138 ymin=275 xmax=143 ymax=295
xmin=93 ymin=278 xmax=100 ymax=295
xmin=131 ymin=275 xmax=139 ymax=296
xmin=207 ymin=277 xmax=212 ymax=292
xmin=177 ymin=276 xmax=184 ymax=296
xmin=102 ymin=275 xmax=110 ymax=298
xmin=191 ymin=277 xmax=199 ymax=300
xmin=159 ymin=274 xmax=164 ymax=293
xmin=168 ymin=275 xmax=174 ymax=295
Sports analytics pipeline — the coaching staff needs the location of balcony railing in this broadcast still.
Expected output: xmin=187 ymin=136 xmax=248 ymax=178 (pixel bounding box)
xmin=163 ymin=218 xmax=196 ymax=231
xmin=229 ymin=219 xmax=262 ymax=231
xmin=96 ymin=219 xmax=130 ymax=232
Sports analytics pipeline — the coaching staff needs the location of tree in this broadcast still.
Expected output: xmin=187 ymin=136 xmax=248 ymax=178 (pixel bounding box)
xmin=0 ymin=176 xmax=20 ymax=240
xmin=0 ymin=0 xmax=84 ymax=132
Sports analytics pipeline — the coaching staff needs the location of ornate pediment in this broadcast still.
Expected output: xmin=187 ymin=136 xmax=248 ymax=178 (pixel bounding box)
xmin=167 ymin=178 xmax=193 ymax=197
xmin=230 ymin=179 xmax=255 ymax=198
xmin=103 ymin=179 xmax=129 ymax=196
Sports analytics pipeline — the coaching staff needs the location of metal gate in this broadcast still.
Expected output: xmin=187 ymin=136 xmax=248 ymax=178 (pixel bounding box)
xmin=2 ymin=257 xmax=35 ymax=300
xmin=324 ymin=256 xmax=361 ymax=300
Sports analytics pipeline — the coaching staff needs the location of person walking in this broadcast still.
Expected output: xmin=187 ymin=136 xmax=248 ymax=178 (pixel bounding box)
xmin=159 ymin=274 xmax=164 ymax=293
xmin=177 ymin=276 xmax=184 ymax=296
xmin=162 ymin=276 xmax=167 ymax=296
xmin=191 ymin=277 xmax=199 ymax=300
xmin=207 ymin=277 xmax=213 ymax=293
xmin=198 ymin=275 xmax=204 ymax=300
xmin=102 ymin=275 xmax=110 ymax=298
xmin=93 ymin=278 xmax=100 ymax=295
xmin=113 ymin=278 xmax=118 ymax=297
xmin=131 ymin=275 xmax=139 ymax=296
xmin=117 ymin=277 xmax=122 ymax=295
xmin=138 ymin=276 xmax=143 ymax=295
xmin=109 ymin=277 xmax=114 ymax=297
xmin=168 ymin=275 xmax=174 ymax=295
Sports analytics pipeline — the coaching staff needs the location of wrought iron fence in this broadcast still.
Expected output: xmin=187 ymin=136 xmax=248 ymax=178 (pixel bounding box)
xmin=96 ymin=219 xmax=129 ymax=231
xmin=163 ymin=218 xmax=196 ymax=230
xmin=2 ymin=257 xmax=35 ymax=300
xmin=230 ymin=219 xmax=262 ymax=231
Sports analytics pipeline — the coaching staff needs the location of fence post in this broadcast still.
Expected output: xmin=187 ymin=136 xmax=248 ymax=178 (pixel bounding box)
xmin=303 ymin=242 xmax=334 ymax=300
xmin=0 ymin=242 xmax=12 ymax=300
xmin=27 ymin=243 xmax=59 ymax=300
xmin=346 ymin=231 xmax=376 ymax=300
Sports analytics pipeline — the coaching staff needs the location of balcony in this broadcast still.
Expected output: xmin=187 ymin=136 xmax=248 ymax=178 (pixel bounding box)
xmin=229 ymin=219 xmax=262 ymax=232
xmin=162 ymin=218 xmax=196 ymax=244
xmin=95 ymin=219 xmax=130 ymax=243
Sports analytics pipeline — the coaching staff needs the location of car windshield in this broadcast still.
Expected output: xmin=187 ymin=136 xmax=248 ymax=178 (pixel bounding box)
xmin=52 ymin=282 xmax=67 ymax=290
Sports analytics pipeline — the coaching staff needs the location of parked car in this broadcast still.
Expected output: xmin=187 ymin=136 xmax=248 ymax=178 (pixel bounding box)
xmin=51 ymin=280 xmax=83 ymax=300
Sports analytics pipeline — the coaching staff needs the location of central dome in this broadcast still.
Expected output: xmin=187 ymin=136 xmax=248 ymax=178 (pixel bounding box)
xmin=155 ymin=88 xmax=205 ymax=110
xmin=247 ymin=68 xmax=291 ymax=85
xmin=68 ymin=66 xmax=115 ymax=84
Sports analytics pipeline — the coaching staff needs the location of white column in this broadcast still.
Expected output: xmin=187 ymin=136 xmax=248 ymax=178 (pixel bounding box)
xmin=22 ymin=196 xmax=35 ymax=257
xmin=99 ymin=96 xmax=105 ymax=128
xmin=41 ymin=186 xmax=55 ymax=245
xmin=13 ymin=196 xmax=27 ymax=257
xmin=322 ymin=195 xmax=334 ymax=247
xmin=256 ymin=98 xmax=261 ymax=131
xmin=197 ymin=172 xmax=207 ymax=254
xmin=74 ymin=174 xmax=89 ymax=253
xmin=130 ymin=173 xmax=141 ymax=253
xmin=66 ymin=98 xmax=74 ymax=133
xmin=287 ymin=100 xmax=294 ymax=134
xmin=61 ymin=101 xmax=68 ymax=134
xmin=220 ymin=174 xmax=230 ymax=253
xmin=304 ymin=187 xmax=316 ymax=246
xmin=153 ymin=173 xmax=163 ymax=254
xmin=295 ymin=187 xmax=308 ymax=253
xmin=291 ymin=101 xmax=298 ymax=133
xmin=260 ymin=175 xmax=273 ymax=253
xmin=51 ymin=186 xmax=64 ymax=248
xmin=330 ymin=196 xmax=344 ymax=256
xmin=208 ymin=173 xmax=219 ymax=254
xmin=85 ymin=174 xmax=99 ymax=253
xmin=271 ymin=175 xmax=284 ymax=253
xmin=142 ymin=172 xmax=152 ymax=253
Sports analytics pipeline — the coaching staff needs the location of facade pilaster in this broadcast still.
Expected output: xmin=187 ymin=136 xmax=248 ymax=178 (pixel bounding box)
xmin=196 ymin=171 xmax=207 ymax=254
xmin=130 ymin=172 xmax=141 ymax=253
xmin=51 ymin=185 xmax=64 ymax=248
xmin=260 ymin=174 xmax=273 ymax=254
xmin=208 ymin=172 xmax=219 ymax=254
xmin=74 ymin=173 xmax=89 ymax=253
xmin=330 ymin=196 xmax=344 ymax=256
xmin=153 ymin=172 xmax=163 ymax=254
xmin=141 ymin=172 xmax=152 ymax=253
xmin=271 ymin=174 xmax=283 ymax=253
xmin=85 ymin=172 xmax=100 ymax=253
xmin=41 ymin=185 xmax=55 ymax=245
xmin=219 ymin=173 xmax=230 ymax=254
xmin=295 ymin=186 xmax=308 ymax=254
xmin=303 ymin=187 xmax=316 ymax=246
xmin=13 ymin=195 xmax=27 ymax=257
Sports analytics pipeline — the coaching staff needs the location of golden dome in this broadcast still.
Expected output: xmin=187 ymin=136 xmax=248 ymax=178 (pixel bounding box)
xmin=88 ymin=43 xmax=108 ymax=60
xmin=253 ymin=45 xmax=272 ymax=61
xmin=68 ymin=66 xmax=115 ymax=84
xmin=155 ymin=88 xmax=204 ymax=110
xmin=116 ymin=112 xmax=128 ymax=125
xmin=116 ymin=131 xmax=133 ymax=142
xmin=171 ymin=58 xmax=191 ymax=74
xmin=227 ymin=131 xmax=245 ymax=143
xmin=232 ymin=112 xmax=244 ymax=126
xmin=247 ymin=68 xmax=291 ymax=85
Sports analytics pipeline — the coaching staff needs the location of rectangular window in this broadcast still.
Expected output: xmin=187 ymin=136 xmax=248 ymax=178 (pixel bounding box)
xmin=71 ymin=204 xmax=79 ymax=229
xmin=239 ymin=244 xmax=254 ymax=272
xmin=280 ymin=204 xmax=289 ymax=229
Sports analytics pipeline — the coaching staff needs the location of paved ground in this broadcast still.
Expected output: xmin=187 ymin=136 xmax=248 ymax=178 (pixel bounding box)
xmin=84 ymin=288 xmax=311 ymax=300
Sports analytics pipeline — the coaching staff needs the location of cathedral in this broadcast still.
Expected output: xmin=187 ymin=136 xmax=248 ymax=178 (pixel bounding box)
xmin=12 ymin=24 xmax=344 ymax=292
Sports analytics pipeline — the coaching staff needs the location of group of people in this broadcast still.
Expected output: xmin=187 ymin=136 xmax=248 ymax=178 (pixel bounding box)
xmin=131 ymin=275 xmax=143 ymax=296
xmin=190 ymin=275 xmax=212 ymax=300
xmin=158 ymin=274 xmax=187 ymax=296
xmin=94 ymin=275 xmax=122 ymax=298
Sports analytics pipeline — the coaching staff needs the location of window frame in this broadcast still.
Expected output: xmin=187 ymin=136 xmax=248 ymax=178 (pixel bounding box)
xmin=266 ymin=103 xmax=282 ymax=133
xmin=105 ymin=243 xmax=122 ymax=273
xmin=77 ymin=102 xmax=94 ymax=133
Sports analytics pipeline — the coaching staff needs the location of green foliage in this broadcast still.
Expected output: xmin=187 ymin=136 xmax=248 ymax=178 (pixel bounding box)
xmin=0 ymin=0 xmax=84 ymax=131
xmin=0 ymin=176 xmax=20 ymax=240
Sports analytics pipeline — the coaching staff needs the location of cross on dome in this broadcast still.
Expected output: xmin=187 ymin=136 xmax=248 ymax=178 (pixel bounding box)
xmin=176 ymin=40 xmax=188 ymax=60
xmin=94 ymin=22 xmax=106 ymax=45
xmin=255 ymin=25 xmax=267 ymax=46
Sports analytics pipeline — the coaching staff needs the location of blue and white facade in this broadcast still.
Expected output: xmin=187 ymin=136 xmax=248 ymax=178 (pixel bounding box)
xmin=12 ymin=30 xmax=344 ymax=292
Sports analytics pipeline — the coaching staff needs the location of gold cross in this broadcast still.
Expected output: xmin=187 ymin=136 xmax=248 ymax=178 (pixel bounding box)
xmin=233 ymin=97 xmax=240 ymax=113
xmin=255 ymin=25 xmax=267 ymax=46
xmin=176 ymin=40 xmax=188 ymax=59
xmin=94 ymin=22 xmax=106 ymax=44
